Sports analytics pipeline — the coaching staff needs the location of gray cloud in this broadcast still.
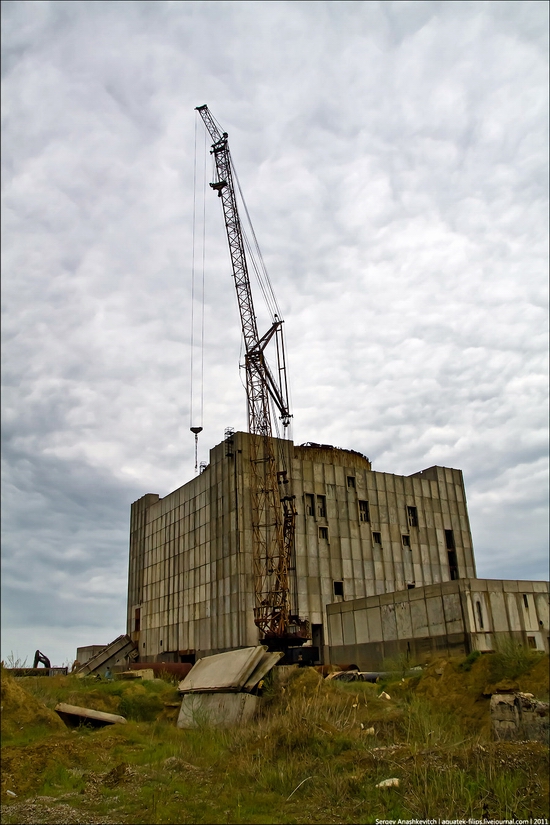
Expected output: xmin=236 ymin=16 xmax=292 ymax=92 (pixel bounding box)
xmin=2 ymin=0 xmax=548 ymax=665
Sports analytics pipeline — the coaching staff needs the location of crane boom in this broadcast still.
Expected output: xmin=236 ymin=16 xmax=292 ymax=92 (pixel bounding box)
xmin=196 ymin=105 xmax=308 ymax=645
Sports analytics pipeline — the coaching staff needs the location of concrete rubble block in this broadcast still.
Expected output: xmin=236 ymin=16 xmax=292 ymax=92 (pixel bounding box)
xmin=55 ymin=703 xmax=127 ymax=727
xmin=178 ymin=645 xmax=268 ymax=694
xmin=490 ymin=693 xmax=549 ymax=743
xmin=177 ymin=692 xmax=259 ymax=729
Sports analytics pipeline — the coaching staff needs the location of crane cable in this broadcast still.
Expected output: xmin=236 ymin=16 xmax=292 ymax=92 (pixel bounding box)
xmin=189 ymin=114 xmax=207 ymax=472
xmin=231 ymin=157 xmax=282 ymax=321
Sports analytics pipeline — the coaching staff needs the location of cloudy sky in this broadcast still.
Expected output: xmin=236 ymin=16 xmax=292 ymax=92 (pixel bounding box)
xmin=2 ymin=0 xmax=548 ymax=666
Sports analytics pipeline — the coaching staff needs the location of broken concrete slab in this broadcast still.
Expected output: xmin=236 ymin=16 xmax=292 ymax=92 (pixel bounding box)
xmin=55 ymin=702 xmax=127 ymax=728
xmin=243 ymin=651 xmax=284 ymax=691
xmin=177 ymin=692 xmax=258 ymax=729
xmin=178 ymin=646 xmax=267 ymax=694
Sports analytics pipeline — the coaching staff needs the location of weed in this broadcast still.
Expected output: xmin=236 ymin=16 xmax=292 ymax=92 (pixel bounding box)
xmin=2 ymin=653 xmax=28 ymax=669
xmin=489 ymin=638 xmax=544 ymax=682
xmin=459 ymin=650 xmax=482 ymax=671
xmin=381 ymin=651 xmax=415 ymax=677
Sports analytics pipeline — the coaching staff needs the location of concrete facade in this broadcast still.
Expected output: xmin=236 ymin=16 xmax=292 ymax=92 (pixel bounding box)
xmin=326 ymin=578 xmax=550 ymax=670
xmin=127 ymin=431 xmax=476 ymax=662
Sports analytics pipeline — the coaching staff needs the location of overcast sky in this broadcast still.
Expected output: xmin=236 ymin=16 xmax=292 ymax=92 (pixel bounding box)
xmin=2 ymin=0 xmax=548 ymax=666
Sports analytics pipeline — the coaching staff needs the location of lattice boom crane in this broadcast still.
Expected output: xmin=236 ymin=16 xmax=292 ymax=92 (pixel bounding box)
xmin=196 ymin=104 xmax=309 ymax=646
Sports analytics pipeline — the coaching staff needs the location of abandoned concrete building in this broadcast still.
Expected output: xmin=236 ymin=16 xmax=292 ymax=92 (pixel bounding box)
xmin=125 ymin=107 xmax=549 ymax=670
xmin=125 ymin=429 xmax=529 ymax=666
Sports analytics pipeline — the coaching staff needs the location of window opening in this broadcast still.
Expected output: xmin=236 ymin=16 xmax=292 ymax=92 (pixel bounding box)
xmin=448 ymin=549 xmax=459 ymax=580
xmin=527 ymin=636 xmax=536 ymax=649
xmin=407 ymin=583 xmax=415 ymax=589
xmin=402 ymin=534 xmax=410 ymax=547
xmin=407 ymin=506 xmax=418 ymax=527
xmin=445 ymin=529 xmax=455 ymax=550
xmin=317 ymin=495 xmax=327 ymax=518
xmin=523 ymin=594 xmax=529 ymax=609
xmin=305 ymin=493 xmax=314 ymax=516
xmin=359 ymin=500 xmax=370 ymax=522
xmin=347 ymin=476 xmax=356 ymax=489
xmin=319 ymin=526 xmax=329 ymax=540
xmin=134 ymin=608 xmax=141 ymax=632
xmin=372 ymin=531 xmax=382 ymax=545
xmin=476 ymin=601 xmax=484 ymax=629
xmin=333 ymin=580 xmax=344 ymax=597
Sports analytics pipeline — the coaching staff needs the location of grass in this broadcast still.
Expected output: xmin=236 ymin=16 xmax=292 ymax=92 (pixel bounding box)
xmin=1 ymin=651 xmax=548 ymax=823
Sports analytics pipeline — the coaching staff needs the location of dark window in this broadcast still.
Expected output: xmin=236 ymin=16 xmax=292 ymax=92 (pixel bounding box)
xmin=407 ymin=506 xmax=418 ymax=527
xmin=134 ymin=608 xmax=141 ymax=632
xmin=476 ymin=601 xmax=484 ymax=629
xmin=523 ymin=594 xmax=529 ymax=609
xmin=445 ymin=529 xmax=455 ymax=550
xmin=317 ymin=495 xmax=327 ymax=518
xmin=407 ymin=583 xmax=415 ymax=589
xmin=527 ymin=636 xmax=536 ymax=649
xmin=359 ymin=500 xmax=370 ymax=522
xmin=347 ymin=476 xmax=356 ymax=489
xmin=319 ymin=526 xmax=329 ymax=540
xmin=373 ymin=531 xmax=382 ymax=544
xmin=448 ymin=549 xmax=459 ymax=580
xmin=160 ymin=640 xmax=163 ymax=646
xmin=333 ymin=580 xmax=344 ymax=597
xmin=402 ymin=534 xmax=410 ymax=547
xmin=305 ymin=493 xmax=314 ymax=516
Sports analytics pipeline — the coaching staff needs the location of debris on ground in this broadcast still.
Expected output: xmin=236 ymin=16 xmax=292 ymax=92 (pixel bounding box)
xmin=376 ymin=777 xmax=400 ymax=788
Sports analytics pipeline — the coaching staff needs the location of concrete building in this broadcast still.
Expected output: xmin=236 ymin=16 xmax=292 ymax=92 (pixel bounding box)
xmin=127 ymin=431 xmax=477 ymax=663
xmin=326 ymin=578 xmax=550 ymax=670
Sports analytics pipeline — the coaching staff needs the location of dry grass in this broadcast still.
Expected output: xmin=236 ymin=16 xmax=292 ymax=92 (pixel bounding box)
xmin=1 ymin=653 xmax=548 ymax=824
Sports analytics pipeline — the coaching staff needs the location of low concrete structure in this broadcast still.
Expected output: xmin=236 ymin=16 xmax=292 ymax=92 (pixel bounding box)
xmin=178 ymin=692 xmax=259 ymax=728
xmin=326 ymin=578 xmax=549 ymax=670
xmin=176 ymin=646 xmax=282 ymax=728
xmin=76 ymin=645 xmax=107 ymax=666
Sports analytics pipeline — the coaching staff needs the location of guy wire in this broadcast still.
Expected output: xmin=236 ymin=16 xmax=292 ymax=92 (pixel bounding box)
xmin=189 ymin=115 xmax=198 ymax=429
xmin=200 ymin=124 xmax=207 ymax=428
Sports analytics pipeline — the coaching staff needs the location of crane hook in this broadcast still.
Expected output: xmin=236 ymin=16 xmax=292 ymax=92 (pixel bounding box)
xmin=190 ymin=426 xmax=203 ymax=473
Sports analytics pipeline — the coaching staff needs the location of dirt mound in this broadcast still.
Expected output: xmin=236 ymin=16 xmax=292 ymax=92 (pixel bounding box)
xmin=413 ymin=654 xmax=549 ymax=736
xmin=1 ymin=669 xmax=65 ymax=741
